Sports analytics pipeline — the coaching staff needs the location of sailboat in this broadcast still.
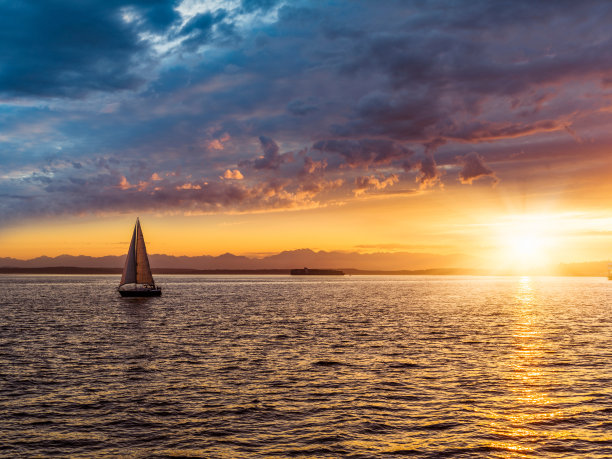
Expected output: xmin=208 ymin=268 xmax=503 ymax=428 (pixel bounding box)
xmin=118 ymin=218 xmax=162 ymax=297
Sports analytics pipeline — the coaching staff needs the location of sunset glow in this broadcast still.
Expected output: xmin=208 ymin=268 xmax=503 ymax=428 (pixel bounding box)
xmin=1 ymin=1 xmax=612 ymax=274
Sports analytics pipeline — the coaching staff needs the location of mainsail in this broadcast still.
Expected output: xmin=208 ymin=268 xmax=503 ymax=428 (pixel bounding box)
xmin=120 ymin=218 xmax=155 ymax=286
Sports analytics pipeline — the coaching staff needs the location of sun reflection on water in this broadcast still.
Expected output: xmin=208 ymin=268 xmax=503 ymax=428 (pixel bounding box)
xmin=488 ymin=276 xmax=560 ymax=453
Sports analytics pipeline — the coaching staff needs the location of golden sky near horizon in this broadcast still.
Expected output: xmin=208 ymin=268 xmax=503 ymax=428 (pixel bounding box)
xmin=3 ymin=177 xmax=612 ymax=271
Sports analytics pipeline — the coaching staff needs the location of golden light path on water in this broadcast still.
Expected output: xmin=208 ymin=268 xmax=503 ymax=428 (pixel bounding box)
xmin=481 ymin=276 xmax=612 ymax=457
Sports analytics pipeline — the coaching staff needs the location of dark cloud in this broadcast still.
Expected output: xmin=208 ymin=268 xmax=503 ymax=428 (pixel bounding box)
xmin=416 ymin=153 xmax=441 ymax=189
xmin=300 ymin=156 xmax=327 ymax=176
xmin=135 ymin=0 xmax=181 ymax=32
xmin=448 ymin=119 xmax=564 ymax=142
xmin=178 ymin=10 xmax=228 ymax=51
xmin=251 ymin=136 xmax=293 ymax=170
xmin=329 ymin=2 xmax=612 ymax=144
xmin=4 ymin=0 xmax=612 ymax=222
xmin=0 ymin=1 xmax=181 ymax=98
xmin=332 ymin=91 xmax=442 ymax=141
xmin=353 ymin=174 xmax=399 ymax=195
xmin=313 ymin=139 xmax=414 ymax=168
xmin=241 ymin=0 xmax=282 ymax=13
xmin=457 ymin=152 xmax=498 ymax=185
xmin=287 ymin=99 xmax=318 ymax=116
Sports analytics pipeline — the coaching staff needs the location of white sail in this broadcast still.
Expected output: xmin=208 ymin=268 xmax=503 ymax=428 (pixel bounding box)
xmin=120 ymin=218 xmax=155 ymax=286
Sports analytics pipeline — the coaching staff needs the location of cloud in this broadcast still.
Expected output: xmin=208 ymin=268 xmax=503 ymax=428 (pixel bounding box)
xmin=457 ymin=152 xmax=498 ymax=185
xmin=134 ymin=0 xmax=181 ymax=32
xmin=4 ymin=1 xmax=612 ymax=224
xmin=449 ymin=119 xmax=565 ymax=143
xmin=208 ymin=133 xmax=231 ymax=150
xmin=313 ymin=139 xmax=414 ymax=168
xmin=251 ymin=136 xmax=293 ymax=170
xmin=301 ymin=156 xmax=327 ymax=175
xmin=0 ymin=164 xmax=322 ymax=224
xmin=178 ymin=10 xmax=228 ymax=51
xmin=176 ymin=183 xmax=202 ymax=190
xmin=221 ymin=169 xmax=244 ymax=180
xmin=241 ymin=0 xmax=282 ymax=13
xmin=353 ymin=174 xmax=399 ymax=196
xmin=287 ymin=99 xmax=318 ymax=116
xmin=0 ymin=1 xmax=183 ymax=98
xmin=415 ymin=153 xmax=441 ymax=189
xmin=118 ymin=176 xmax=132 ymax=190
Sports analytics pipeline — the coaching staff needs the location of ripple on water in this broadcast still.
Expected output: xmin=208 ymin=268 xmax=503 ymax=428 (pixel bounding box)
xmin=0 ymin=275 xmax=611 ymax=457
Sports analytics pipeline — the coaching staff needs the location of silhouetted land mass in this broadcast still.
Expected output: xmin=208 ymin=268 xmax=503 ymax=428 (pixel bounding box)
xmin=0 ymin=267 xmax=470 ymax=275
xmin=1 ymin=252 xmax=609 ymax=276
xmin=0 ymin=266 xmax=479 ymax=275
xmin=0 ymin=267 xmax=289 ymax=275
xmin=1 ymin=265 xmax=606 ymax=276
xmin=0 ymin=258 xmax=608 ymax=277
xmin=0 ymin=249 xmax=482 ymax=271
xmin=0 ymin=267 xmax=124 ymax=274
xmin=291 ymin=268 xmax=344 ymax=275
xmin=343 ymin=268 xmax=486 ymax=275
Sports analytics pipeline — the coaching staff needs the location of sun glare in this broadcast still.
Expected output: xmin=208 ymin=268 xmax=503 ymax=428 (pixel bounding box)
xmin=509 ymin=234 xmax=544 ymax=259
xmin=496 ymin=215 xmax=558 ymax=272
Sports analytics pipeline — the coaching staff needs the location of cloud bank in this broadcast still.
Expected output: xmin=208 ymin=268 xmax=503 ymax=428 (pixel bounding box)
xmin=2 ymin=0 xmax=612 ymax=223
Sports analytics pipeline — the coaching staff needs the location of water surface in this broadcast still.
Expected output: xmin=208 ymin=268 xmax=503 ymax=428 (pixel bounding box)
xmin=0 ymin=275 xmax=611 ymax=457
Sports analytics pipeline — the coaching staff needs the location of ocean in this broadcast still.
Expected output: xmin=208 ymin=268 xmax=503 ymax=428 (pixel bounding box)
xmin=0 ymin=275 xmax=611 ymax=458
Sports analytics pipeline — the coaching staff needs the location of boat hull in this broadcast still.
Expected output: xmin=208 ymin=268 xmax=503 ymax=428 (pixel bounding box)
xmin=119 ymin=289 xmax=162 ymax=297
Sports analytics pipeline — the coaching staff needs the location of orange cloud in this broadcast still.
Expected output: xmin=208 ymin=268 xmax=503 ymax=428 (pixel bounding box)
xmin=221 ymin=169 xmax=244 ymax=180
xmin=118 ymin=176 xmax=133 ymax=190
xmin=208 ymin=132 xmax=231 ymax=150
xmin=176 ymin=183 xmax=202 ymax=190
xmin=118 ymin=176 xmax=149 ymax=191
xmin=353 ymin=174 xmax=399 ymax=196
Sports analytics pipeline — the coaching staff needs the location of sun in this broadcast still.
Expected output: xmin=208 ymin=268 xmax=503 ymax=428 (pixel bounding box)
xmin=496 ymin=215 xmax=558 ymax=272
xmin=508 ymin=233 xmax=546 ymax=263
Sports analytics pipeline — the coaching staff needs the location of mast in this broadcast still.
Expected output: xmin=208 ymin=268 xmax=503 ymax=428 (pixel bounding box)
xmin=134 ymin=217 xmax=140 ymax=284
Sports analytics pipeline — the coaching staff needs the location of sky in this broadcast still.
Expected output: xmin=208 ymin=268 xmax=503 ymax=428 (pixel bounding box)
xmin=2 ymin=0 xmax=612 ymax=269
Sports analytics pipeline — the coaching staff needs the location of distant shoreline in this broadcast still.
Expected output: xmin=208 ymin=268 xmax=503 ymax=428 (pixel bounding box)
xmin=0 ymin=266 xmax=604 ymax=276
xmin=0 ymin=267 xmax=477 ymax=275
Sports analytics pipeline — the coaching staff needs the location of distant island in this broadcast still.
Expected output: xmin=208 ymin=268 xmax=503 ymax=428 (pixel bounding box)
xmin=0 ymin=248 xmax=481 ymax=271
xmin=0 ymin=249 xmax=609 ymax=277
xmin=0 ymin=266 xmax=607 ymax=277
xmin=290 ymin=268 xmax=344 ymax=275
xmin=0 ymin=267 xmax=465 ymax=275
